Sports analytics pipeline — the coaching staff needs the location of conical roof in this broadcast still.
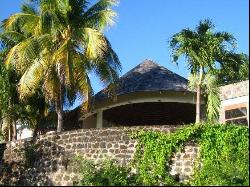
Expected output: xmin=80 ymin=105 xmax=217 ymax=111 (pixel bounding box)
xmin=95 ymin=60 xmax=189 ymax=102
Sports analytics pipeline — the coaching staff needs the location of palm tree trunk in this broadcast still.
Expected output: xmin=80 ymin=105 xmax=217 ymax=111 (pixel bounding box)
xmin=56 ymin=83 xmax=64 ymax=133
xmin=8 ymin=125 xmax=11 ymax=141
xmin=195 ymin=67 xmax=203 ymax=124
xmin=196 ymin=84 xmax=201 ymax=123
xmin=56 ymin=62 xmax=65 ymax=133
xmin=12 ymin=120 xmax=17 ymax=141
xmin=32 ymin=123 xmax=39 ymax=141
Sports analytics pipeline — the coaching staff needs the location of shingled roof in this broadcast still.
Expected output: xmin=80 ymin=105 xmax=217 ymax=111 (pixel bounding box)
xmin=94 ymin=60 xmax=189 ymax=102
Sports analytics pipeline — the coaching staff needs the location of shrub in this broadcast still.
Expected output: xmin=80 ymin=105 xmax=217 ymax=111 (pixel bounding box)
xmin=71 ymin=156 xmax=138 ymax=186
xmin=189 ymin=124 xmax=249 ymax=186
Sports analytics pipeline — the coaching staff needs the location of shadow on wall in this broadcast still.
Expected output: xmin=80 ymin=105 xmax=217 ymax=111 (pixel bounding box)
xmin=0 ymin=139 xmax=68 ymax=186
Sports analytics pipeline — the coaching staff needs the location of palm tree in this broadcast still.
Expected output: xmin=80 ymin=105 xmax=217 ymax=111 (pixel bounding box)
xmin=2 ymin=0 xmax=121 ymax=132
xmin=170 ymin=19 xmax=236 ymax=123
xmin=1 ymin=8 xmax=50 ymax=141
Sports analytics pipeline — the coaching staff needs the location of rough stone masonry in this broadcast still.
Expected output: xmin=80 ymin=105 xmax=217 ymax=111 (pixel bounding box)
xmin=0 ymin=125 xmax=199 ymax=186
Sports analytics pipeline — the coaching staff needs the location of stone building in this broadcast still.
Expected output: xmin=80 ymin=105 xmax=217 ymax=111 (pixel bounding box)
xmin=219 ymin=80 xmax=249 ymax=125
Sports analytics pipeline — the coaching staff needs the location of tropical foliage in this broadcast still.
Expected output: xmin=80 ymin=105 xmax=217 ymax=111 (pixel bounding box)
xmin=170 ymin=19 xmax=248 ymax=123
xmin=216 ymin=52 xmax=249 ymax=85
xmin=0 ymin=36 xmax=48 ymax=141
xmin=72 ymin=156 xmax=138 ymax=186
xmin=1 ymin=0 xmax=121 ymax=132
xmin=132 ymin=124 xmax=249 ymax=186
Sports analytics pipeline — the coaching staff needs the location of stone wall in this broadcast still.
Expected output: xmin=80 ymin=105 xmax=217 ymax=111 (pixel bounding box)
xmin=219 ymin=80 xmax=249 ymax=100
xmin=0 ymin=125 xmax=199 ymax=186
xmin=219 ymin=80 xmax=249 ymax=124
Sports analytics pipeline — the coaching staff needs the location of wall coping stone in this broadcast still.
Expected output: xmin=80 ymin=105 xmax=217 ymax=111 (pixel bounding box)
xmin=0 ymin=125 xmax=186 ymax=147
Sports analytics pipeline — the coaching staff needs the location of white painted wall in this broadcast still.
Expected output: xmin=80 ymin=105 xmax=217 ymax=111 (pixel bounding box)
xmin=17 ymin=125 xmax=33 ymax=140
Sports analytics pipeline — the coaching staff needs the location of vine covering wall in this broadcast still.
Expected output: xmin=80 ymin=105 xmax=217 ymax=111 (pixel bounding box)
xmin=0 ymin=124 xmax=248 ymax=186
xmin=131 ymin=124 xmax=249 ymax=186
xmin=0 ymin=125 xmax=197 ymax=186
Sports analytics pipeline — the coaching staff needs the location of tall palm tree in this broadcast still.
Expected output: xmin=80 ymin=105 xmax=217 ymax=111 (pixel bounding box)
xmin=170 ymin=19 xmax=236 ymax=123
xmin=2 ymin=0 xmax=121 ymax=132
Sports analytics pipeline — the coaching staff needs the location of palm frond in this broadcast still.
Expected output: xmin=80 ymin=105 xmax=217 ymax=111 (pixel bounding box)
xmin=72 ymin=53 xmax=94 ymax=111
xmin=203 ymin=73 xmax=221 ymax=122
xmin=43 ymin=67 xmax=60 ymax=104
xmin=0 ymin=31 xmax=26 ymax=44
xmin=21 ymin=3 xmax=38 ymax=15
xmin=56 ymin=0 xmax=71 ymax=15
xmin=3 ymin=13 xmax=39 ymax=34
xmin=40 ymin=10 xmax=63 ymax=35
xmin=83 ymin=8 xmax=117 ymax=30
xmin=197 ymin=19 xmax=214 ymax=35
xmin=215 ymin=31 xmax=236 ymax=48
xmin=5 ymin=34 xmax=52 ymax=73
xmin=84 ymin=0 xmax=118 ymax=18
xmin=18 ymin=57 xmax=48 ymax=100
xmin=82 ymin=28 xmax=108 ymax=59
xmin=188 ymin=74 xmax=199 ymax=92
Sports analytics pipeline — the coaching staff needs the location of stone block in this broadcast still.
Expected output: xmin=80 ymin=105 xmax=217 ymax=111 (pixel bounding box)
xmin=184 ymin=161 xmax=192 ymax=166
xmin=184 ymin=167 xmax=191 ymax=173
xmin=120 ymin=145 xmax=127 ymax=149
xmin=100 ymin=142 xmax=106 ymax=148
xmin=174 ymin=167 xmax=182 ymax=173
xmin=175 ymin=161 xmax=182 ymax=166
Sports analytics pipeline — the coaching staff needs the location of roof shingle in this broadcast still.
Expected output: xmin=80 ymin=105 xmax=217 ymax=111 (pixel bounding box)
xmin=94 ymin=60 xmax=189 ymax=102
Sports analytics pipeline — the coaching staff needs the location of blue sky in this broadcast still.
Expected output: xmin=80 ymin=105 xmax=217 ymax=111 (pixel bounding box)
xmin=0 ymin=0 xmax=249 ymax=108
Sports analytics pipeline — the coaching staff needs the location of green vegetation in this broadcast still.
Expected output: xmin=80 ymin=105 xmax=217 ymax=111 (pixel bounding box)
xmin=72 ymin=124 xmax=249 ymax=186
xmin=0 ymin=0 xmax=120 ymax=136
xmin=170 ymin=19 xmax=249 ymax=123
xmin=72 ymin=156 xmax=138 ymax=186
xmin=0 ymin=57 xmax=48 ymax=141
xmin=190 ymin=124 xmax=249 ymax=186
xmin=216 ymin=50 xmax=249 ymax=85
xmin=0 ymin=2 xmax=248 ymax=142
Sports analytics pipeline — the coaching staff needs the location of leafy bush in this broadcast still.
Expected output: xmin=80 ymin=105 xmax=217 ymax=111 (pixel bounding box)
xmin=189 ymin=124 xmax=249 ymax=186
xmin=72 ymin=156 xmax=138 ymax=186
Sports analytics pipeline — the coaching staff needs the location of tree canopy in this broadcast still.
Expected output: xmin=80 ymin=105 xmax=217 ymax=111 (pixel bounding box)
xmin=1 ymin=0 xmax=121 ymax=132
xmin=170 ymin=19 xmax=248 ymax=122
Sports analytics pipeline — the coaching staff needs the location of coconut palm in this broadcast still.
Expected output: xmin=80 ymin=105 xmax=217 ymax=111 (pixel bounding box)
xmin=0 ymin=40 xmax=20 ymax=141
xmin=0 ymin=53 xmax=47 ymax=141
xmin=2 ymin=0 xmax=121 ymax=132
xmin=170 ymin=19 xmax=236 ymax=123
xmin=1 ymin=8 xmax=50 ymax=141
